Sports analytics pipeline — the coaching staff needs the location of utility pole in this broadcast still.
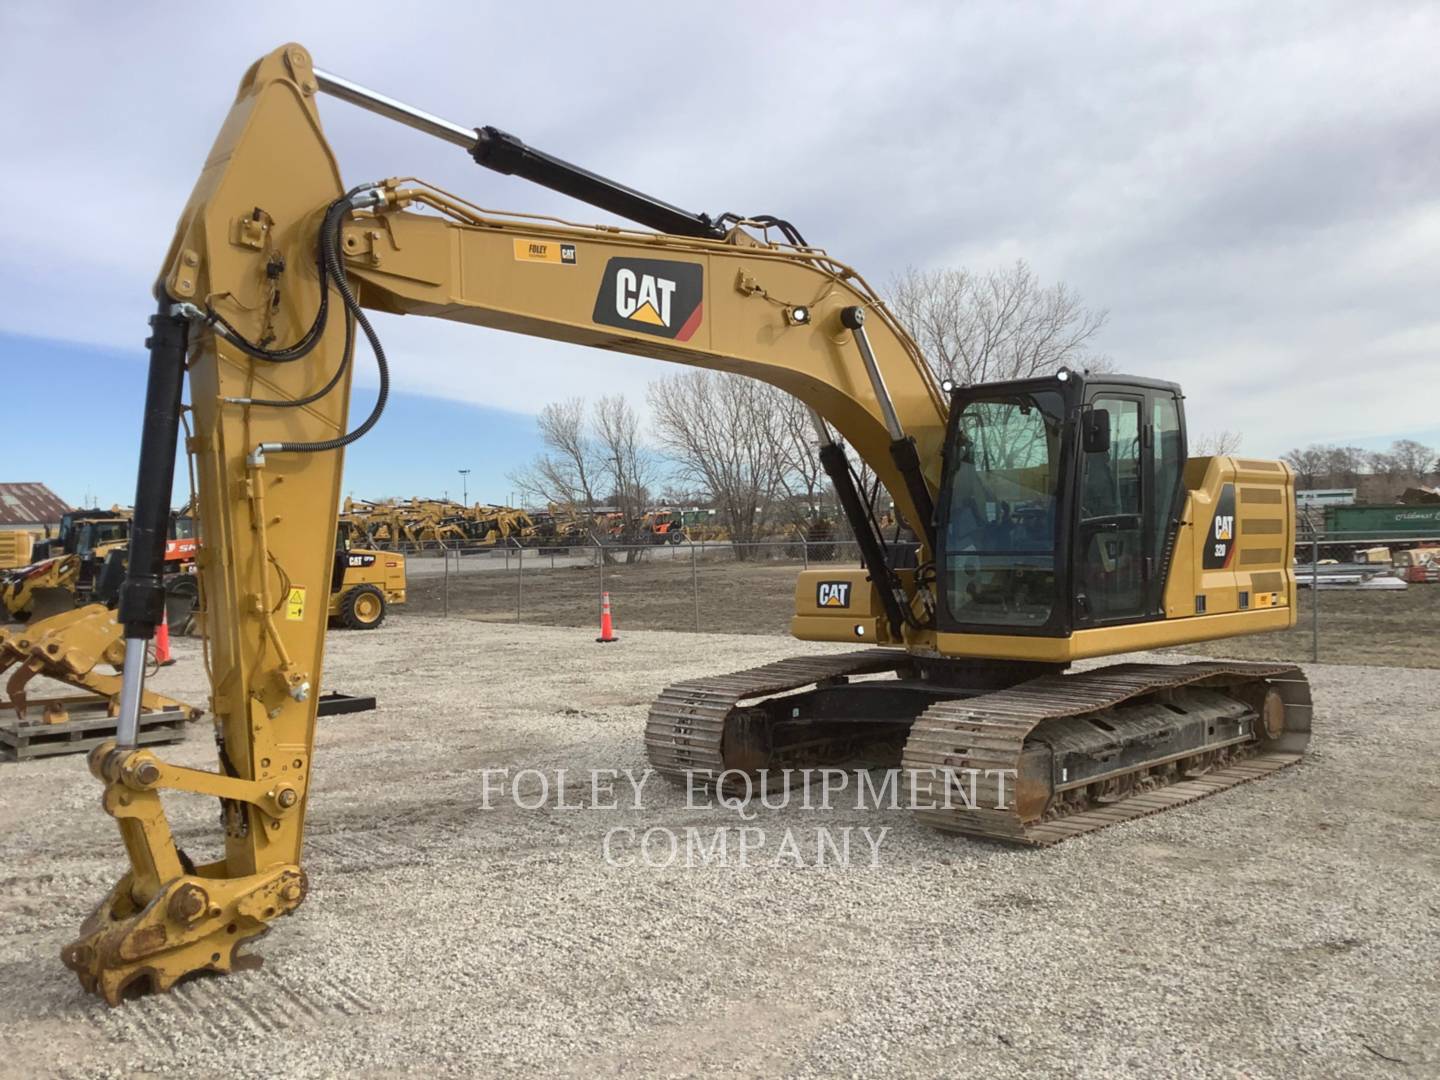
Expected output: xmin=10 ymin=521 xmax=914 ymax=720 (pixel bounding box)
xmin=459 ymin=468 xmax=471 ymax=506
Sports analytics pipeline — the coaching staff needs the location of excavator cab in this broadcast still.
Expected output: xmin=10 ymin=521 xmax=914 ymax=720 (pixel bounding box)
xmin=938 ymin=371 xmax=1187 ymax=636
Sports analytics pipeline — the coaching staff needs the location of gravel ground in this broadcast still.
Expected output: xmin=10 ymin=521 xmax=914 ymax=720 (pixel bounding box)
xmin=0 ymin=616 xmax=1437 ymax=1078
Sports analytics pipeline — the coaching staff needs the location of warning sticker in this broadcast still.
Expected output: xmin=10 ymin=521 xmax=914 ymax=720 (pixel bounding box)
xmin=286 ymin=586 xmax=307 ymax=621
xmin=513 ymin=239 xmax=577 ymax=265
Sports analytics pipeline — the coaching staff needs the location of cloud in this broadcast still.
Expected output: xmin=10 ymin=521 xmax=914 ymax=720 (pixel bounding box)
xmin=2 ymin=1 xmax=1437 ymax=456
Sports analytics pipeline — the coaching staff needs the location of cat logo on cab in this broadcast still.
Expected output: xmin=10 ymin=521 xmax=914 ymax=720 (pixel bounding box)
xmin=816 ymin=581 xmax=851 ymax=609
xmin=592 ymin=257 xmax=703 ymax=341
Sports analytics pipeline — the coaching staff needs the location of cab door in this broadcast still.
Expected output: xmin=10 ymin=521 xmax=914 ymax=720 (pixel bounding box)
xmin=1074 ymin=390 xmax=1147 ymax=624
xmin=1074 ymin=385 xmax=1188 ymax=627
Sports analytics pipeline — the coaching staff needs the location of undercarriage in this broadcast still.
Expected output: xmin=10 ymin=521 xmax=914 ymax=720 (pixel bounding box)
xmin=645 ymin=651 xmax=1311 ymax=843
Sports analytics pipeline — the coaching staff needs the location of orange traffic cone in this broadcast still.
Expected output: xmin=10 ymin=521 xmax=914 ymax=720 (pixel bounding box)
xmin=154 ymin=606 xmax=175 ymax=667
xmin=596 ymin=591 xmax=618 ymax=643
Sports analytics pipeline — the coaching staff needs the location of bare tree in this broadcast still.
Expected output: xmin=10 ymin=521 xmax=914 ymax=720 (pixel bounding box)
xmin=1280 ymin=445 xmax=1330 ymax=489
xmin=511 ymin=395 xmax=657 ymax=560
xmin=1323 ymin=445 xmax=1370 ymax=487
xmin=1193 ymin=430 xmax=1243 ymax=456
xmin=648 ymin=371 xmax=787 ymax=552
xmin=888 ymin=259 xmax=1110 ymax=385
xmin=593 ymin=394 xmax=660 ymax=549
xmin=1386 ymin=438 xmax=1437 ymax=480
xmin=1280 ymin=440 xmax=1440 ymax=491
xmin=511 ymin=398 xmax=602 ymax=514
xmin=766 ymin=391 xmax=831 ymax=532
xmin=1368 ymin=448 xmax=1400 ymax=479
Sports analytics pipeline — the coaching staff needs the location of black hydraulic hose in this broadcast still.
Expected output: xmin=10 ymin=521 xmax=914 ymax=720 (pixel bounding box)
xmin=207 ymin=294 xmax=327 ymax=363
xmin=203 ymin=199 xmax=350 ymax=363
xmin=263 ymin=190 xmax=388 ymax=454
xmin=716 ymin=212 xmax=808 ymax=248
xmin=239 ymin=311 xmax=353 ymax=409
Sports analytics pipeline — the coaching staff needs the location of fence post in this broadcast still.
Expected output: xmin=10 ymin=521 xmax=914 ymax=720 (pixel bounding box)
xmin=691 ymin=541 xmax=700 ymax=632
xmin=442 ymin=546 xmax=450 ymax=618
xmin=1311 ymin=533 xmax=1319 ymax=663
xmin=515 ymin=542 xmax=523 ymax=622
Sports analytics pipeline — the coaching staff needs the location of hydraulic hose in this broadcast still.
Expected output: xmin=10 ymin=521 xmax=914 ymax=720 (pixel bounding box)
xmin=236 ymin=313 xmax=353 ymax=409
xmin=203 ymin=200 xmax=349 ymax=363
xmin=261 ymin=192 xmax=388 ymax=454
xmin=241 ymin=187 xmax=390 ymax=459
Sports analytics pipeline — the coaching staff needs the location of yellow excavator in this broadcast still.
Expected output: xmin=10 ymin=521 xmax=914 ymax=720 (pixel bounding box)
xmin=63 ymin=45 xmax=1309 ymax=1003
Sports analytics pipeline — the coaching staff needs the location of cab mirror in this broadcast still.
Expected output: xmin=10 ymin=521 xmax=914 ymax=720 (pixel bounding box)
xmin=1083 ymin=409 xmax=1111 ymax=454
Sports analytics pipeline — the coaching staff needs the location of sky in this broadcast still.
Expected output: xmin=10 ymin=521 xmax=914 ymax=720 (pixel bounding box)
xmin=2 ymin=1 xmax=1437 ymax=507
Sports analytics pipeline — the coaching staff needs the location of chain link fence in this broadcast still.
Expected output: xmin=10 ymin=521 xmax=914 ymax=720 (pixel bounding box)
xmin=394 ymin=535 xmax=1437 ymax=667
xmin=403 ymin=538 xmax=864 ymax=635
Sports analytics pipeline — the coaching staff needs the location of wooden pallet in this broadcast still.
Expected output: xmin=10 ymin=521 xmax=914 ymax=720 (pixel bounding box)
xmin=0 ymin=701 xmax=191 ymax=762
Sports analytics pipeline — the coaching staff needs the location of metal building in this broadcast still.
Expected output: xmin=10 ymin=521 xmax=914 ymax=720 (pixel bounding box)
xmin=0 ymin=482 xmax=73 ymax=533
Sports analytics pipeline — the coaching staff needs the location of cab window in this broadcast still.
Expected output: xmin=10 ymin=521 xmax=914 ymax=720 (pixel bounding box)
xmin=943 ymin=391 xmax=1064 ymax=627
xmin=1152 ymin=395 xmax=1184 ymax=570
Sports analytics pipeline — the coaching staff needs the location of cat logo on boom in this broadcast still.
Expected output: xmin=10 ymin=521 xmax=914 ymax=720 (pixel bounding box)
xmin=593 ymin=257 xmax=703 ymax=341
xmin=816 ymin=581 xmax=851 ymax=608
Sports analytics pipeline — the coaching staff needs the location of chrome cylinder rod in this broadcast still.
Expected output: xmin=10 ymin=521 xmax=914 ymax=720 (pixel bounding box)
xmin=314 ymin=67 xmax=475 ymax=149
xmin=808 ymin=407 xmax=836 ymax=448
xmin=841 ymin=307 xmax=905 ymax=442
xmin=114 ymin=637 xmax=150 ymax=747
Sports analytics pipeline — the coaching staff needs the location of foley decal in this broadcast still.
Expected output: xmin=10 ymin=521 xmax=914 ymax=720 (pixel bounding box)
xmin=513 ymin=238 xmax=577 ymax=265
xmin=592 ymin=257 xmax=703 ymax=341
xmin=1202 ymin=483 xmax=1237 ymax=570
xmin=816 ymin=581 xmax=852 ymax=609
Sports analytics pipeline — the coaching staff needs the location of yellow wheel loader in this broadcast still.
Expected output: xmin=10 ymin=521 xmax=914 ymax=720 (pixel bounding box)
xmin=62 ymin=45 xmax=1310 ymax=1003
xmin=329 ymin=543 xmax=406 ymax=630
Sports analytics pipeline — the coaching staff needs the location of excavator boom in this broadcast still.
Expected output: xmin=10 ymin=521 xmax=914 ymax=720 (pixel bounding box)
xmin=66 ymin=43 xmax=948 ymax=1003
